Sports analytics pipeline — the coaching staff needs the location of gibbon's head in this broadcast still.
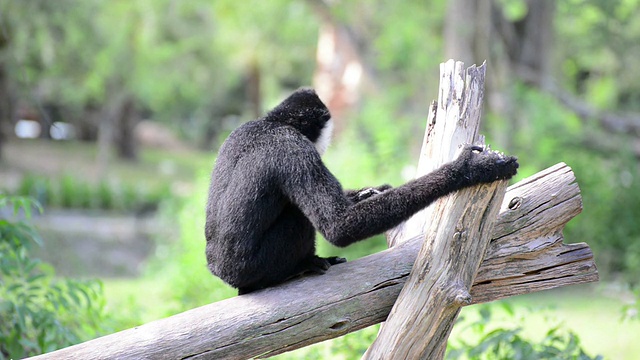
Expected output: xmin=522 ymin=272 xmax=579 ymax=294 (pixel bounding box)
xmin=266 ymin=88 xmax=333 ymax=155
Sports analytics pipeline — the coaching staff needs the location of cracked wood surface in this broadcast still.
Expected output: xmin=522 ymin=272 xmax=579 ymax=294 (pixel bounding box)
xmin=29 ymin=163 xmax=597 ymax=360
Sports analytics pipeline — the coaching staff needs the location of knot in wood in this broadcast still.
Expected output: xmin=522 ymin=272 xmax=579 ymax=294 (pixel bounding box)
xmin=508 ymin=196 xmax=522 ymax=210
xmin=454 ymin=290 xmax=472 ymax=306
xmin=329 ymin=318 xmax=351 ymax=331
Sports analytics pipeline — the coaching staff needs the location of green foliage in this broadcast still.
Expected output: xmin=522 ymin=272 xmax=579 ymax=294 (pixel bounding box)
xmin=0 ymin=195 xmax=106 ymax=359
xmin=557 ymin=0 xmax=640 ymax=112
xmin=486 ymin=83 xmax=640 ymax=282
xmin=14 ymin=173 xmax=171 ymax=212
xmin=0 ymin=0 xmax=320 ymax=143
xmin=446 ymin=304 xmax=602 ymax=360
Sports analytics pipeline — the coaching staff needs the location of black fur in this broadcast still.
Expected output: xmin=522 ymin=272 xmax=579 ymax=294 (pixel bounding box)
xmin=205 ymin=88 xmax=518 ymax=295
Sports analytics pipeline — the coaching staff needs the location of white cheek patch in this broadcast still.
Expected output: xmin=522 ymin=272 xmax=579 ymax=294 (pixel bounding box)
xmin=315 ymin=118 xmax=334 ymax=155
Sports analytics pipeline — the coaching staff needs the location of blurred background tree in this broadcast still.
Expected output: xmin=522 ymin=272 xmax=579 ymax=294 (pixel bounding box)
xmin=1 ymin=0 xmax=640 ymax=358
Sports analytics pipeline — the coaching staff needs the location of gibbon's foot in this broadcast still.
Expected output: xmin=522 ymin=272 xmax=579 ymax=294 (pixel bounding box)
xmin=457 ymin=144 xmax=519 ymax=185
xmin=289 ymin=255 xmax=342 ymax=279
xmin=325 ymin=256 xmax=347 ymax=265
xmin=293 ymin=255 xmax=347 ymax=277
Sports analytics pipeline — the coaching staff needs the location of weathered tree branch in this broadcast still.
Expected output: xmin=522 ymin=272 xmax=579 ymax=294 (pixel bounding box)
xmin=29 ymin=162 xmax=597 ymax=360
xmin=364 ymin=60 xmax=504 ymax=359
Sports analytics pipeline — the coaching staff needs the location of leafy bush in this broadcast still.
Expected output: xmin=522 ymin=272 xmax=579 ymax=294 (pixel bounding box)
xmin=446 ymin=303 xmax=602 ymax=360
xmin=0 ymin=195 xmax=106 ymax=359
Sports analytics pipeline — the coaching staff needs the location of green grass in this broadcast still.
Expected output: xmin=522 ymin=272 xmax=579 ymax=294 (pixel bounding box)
xmin=506 ymin=285 xmax=638 ymax=359
xmin=101 ymin=277 xmax=170 ymax=329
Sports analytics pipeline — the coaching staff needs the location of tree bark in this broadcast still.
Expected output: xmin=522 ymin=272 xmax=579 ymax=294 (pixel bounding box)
xmin=28 ymin=161 xmax=597 ymax=360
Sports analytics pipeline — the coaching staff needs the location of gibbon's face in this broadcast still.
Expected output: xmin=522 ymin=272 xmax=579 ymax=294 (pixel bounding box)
xmin=315 ymin=118 xmax=333 ymax=155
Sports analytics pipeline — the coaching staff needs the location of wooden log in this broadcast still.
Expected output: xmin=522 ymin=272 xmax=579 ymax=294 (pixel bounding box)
xmin=28 ymin=159 xmax=598 ymax=359
xmin=472 ymin=162 xmax=592 ymax=303
xmin=364 ymin=60 xmax=504 ymax=359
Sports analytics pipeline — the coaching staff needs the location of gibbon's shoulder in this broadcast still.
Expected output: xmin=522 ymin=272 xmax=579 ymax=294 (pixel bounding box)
xmin=225 ymin=119 xmax=312 ymax=148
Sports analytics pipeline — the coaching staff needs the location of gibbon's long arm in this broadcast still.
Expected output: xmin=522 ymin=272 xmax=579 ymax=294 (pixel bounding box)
xmin=280 ymin=143 xmax=517 ymax=248
xmin=282 ymin=146 xmax=517 ymax=246
xmin=282 ymin=157 xmax=461 ymax=247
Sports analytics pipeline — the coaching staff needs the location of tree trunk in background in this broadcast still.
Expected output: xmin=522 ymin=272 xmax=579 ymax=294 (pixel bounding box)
xmin=114 ymin=96 xmax=139 ymax=161
xmin=39 ymin=104 xmax=62 ymax=140
xmin=499 ymin=0 xmax=554 ymax=79
xmin=307 ymin=0 xmax=370 ymax=137
xmin=96 ymin=111 xmax=114 ymax=179
xmin=443 ymin=0 xmax=478 ymax=65
xmin=0 ymin=31 xmax=10 ymax=161
xmin=491 ymin=0 xmax=555 ymax=150
xmin=96 ymin=92 xmax=128 ymax=177
xmin=444 ymin=0 xmax=556 ymax=151
xmin=77 ymin=104 xmax=100 ymax=141
xmin=0 ymin=65 xmax=8 ymax=161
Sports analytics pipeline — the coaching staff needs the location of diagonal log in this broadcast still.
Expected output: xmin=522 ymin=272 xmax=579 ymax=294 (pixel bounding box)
xmin=29 ymin=163 xmax=598 ymax=360
xmin=364 ymin=60 xmax=503 ymax=359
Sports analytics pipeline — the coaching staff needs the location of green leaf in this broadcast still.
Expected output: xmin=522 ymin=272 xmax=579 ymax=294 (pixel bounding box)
xmin=27 ymin=273 xmax=47 ymax=283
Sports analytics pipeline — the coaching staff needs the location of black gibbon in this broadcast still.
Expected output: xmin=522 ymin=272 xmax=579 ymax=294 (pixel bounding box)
xmin=205 ymin=88 xmax=518 ymax=295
